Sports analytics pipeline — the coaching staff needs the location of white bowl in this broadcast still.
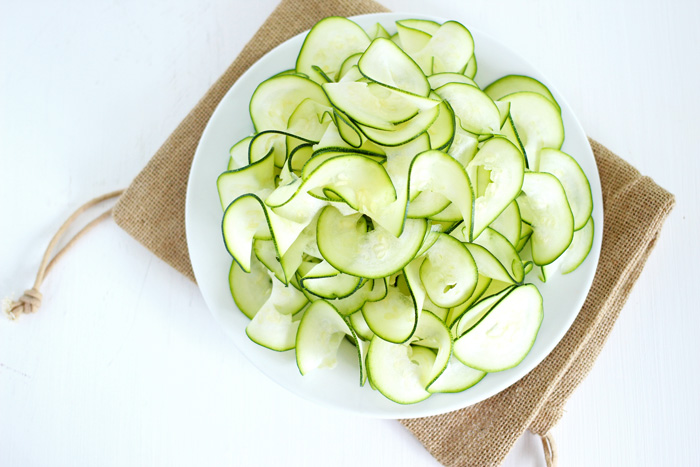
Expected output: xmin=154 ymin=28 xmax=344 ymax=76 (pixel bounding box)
xmin=185 ymin=12 xmax=603 ymax=419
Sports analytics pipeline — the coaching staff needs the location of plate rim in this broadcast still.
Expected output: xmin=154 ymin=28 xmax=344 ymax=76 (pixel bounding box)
xmin=185 ymin=11 xmax=603 ymax=419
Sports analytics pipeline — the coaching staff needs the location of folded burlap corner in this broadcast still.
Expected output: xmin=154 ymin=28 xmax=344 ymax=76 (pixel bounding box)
xmin=400 ymin=140 xmax=674 ymax=466
xmin=111 ymin=1 xmax=675 ymax=465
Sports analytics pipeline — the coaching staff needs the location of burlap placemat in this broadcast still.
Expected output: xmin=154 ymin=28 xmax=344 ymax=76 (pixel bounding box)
xmin=109 ymin=1 xmax=675 ymax=465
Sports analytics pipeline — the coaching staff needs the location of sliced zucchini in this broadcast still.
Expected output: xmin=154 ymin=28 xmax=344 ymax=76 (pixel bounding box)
xmin=561 ymin=216 xmax=594 ymax=273
xmin=228 ymin=136 xmax=253 ymax=170
xmin=358 ymin=37 xmax=430 ymax=96
xmin=484 ymin=74 xmax=560 ymax=112
xmin=296 ymin=17 xmax=370 ymax=83
xmin=248 ymin=130 xmax=287 ymax=166
xmin=311 ymin=65 xmax=333 ymax=84
xmin=489 ymin=201 xmax=522 ymax=247
xmin=500 ymin=113 xmax=527 ymax=162
xmin=538 ymin=148 xmax=593 ymax=230
xmin=518 ymin=222 xmax=534 ymax=252
xmin=427 ymin=72 xmax=477 ymax=90
xmin=323 ymin=82 xmax=438 ymax=130
xmin=427 ymin=98 xmax=456 ymax=150
xmin=415 ymin=223 xmax=443 ymax=257
xmin=296 ymin=300 xmax=355 ymax=375
xmin=403 ymin=255 xmax=427 ymax=317
xmin=229 ymin=257 xmax=272 ymax=319
xmin=217 ymin=16 xmax=595 ymax=404
xmin=499 ymin=91 xmax=564 ymax=170
xmin=367 ymin=277 xmax=388 ymax=302
xmin=422 ymin=295 xmax=449 ymax=322
xmin=409 ymin=149 xmax=474 ymax=229
xmin=250 ymin=74 xmax=329 ymax=132
xmin=358 ymin=103 xmax=440 ymax=146
xmin=407 ymin=191 xmax=451 ymax=219
xmin=253 ymin=215 xmax=316 ymax=285
xmin=349 ymin=310 xmax=374 ymax=341
xmin=542 ymin=216 xmax=595 ymax=277
xmin=427 ymin=355 xmax=486 ymax=393
xmin=333 ymin=110 xmax=363 ymax=148
xmin=447 ymin=126 xmax=479 ymax=166
xmin=338 ymin=53 xmax=362 ymax=80
xmin=217 ymin=149 xmax=275 ymax=210
xmin=366 ymin=336 xmax=432 ymax=404
xmin=286 ymin=98 xmax=333 ymax=143
xmin=371 ymin=134 xmax=431 ymax=235
xmin=253 ymin=239 xmax=285 ymax=283
xmin=300 ymin=260 xmax=363 ymax=299
xmin=321 ymin=279 xmax=374 ymax=316
xmin=435 ymin=83 xmax=500 ymax=136
xmin=411 ymin=21 xmax=474 ymax=75
xmin=467 ymin=137 xmax=525 ymax=240
xmin=269 ymin=154 xmax=397 ymax=225
xmin=317 ymin=206 xmax=428 ymax=278
xmin=222 ymin=194 xmax=273 ymax=272
xmin=464 ymin=54 xmax=477 ymax=79
xmin=445 ymin=274 xmax=492 ymax=327
xmin=429 ymin=201 xmax=463 ymax=222
xmin=518 ymin=172 xmax=574 ymax=266
xmin=367 ymin=22 xmax=391 ymax=40
xmin=362 ymin=284 xmax=418 ymax=344
xmin=411 ymin=311 xmax=452 ymax=387
xmin=464 ymin=243 xmax=517 ymax=284
xmin=451 ymin=285 xmax=514 ymax=337
xmin=396 ymin=19 xmax=440 ymax=35
xmin=245 ymin=273 xmax=308 ymax=351
xmin=287 ymin=143 xmax=314 ymax=172
xmin=419 ymin=234 xmax=478 ymax=308
xmin=472 ymin=228 xmax=524 ymax=283
xmin=395 ymin=21 xmax=433 ymax=54
xmin=453 ymin=284 xmax=543 ymax=372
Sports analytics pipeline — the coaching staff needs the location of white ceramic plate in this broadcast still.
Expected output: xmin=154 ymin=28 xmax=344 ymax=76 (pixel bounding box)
xmin=185 ymin=13 xmax=603 ymax=419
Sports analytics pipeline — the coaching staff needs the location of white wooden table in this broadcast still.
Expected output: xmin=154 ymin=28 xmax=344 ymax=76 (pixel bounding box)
xmin=2 ymin=1 xmax=698 ymax=465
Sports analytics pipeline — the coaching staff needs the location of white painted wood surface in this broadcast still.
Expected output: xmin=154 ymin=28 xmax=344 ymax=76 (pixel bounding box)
xmin=1 ymin=1 xmax=698 ymax=465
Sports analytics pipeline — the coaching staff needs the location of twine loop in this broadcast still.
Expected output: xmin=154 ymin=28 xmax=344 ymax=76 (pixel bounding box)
xmin=3 ymin=189 xmax=124 ymax=320
xmin=540 ymin=432 xmax=559 ymax=467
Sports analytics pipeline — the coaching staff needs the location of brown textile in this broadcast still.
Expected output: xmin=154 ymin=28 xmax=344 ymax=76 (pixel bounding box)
xmin=400 ymin=140 xmax=675 ymax=466
xmin=113 ymin=1 xmax=675 ymax=465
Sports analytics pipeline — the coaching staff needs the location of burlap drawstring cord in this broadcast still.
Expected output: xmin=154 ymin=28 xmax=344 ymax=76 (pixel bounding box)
xmin=540 ymin=432 xmax=559 ymax=467
xmin=2 ymin=189 xmax=124 ymax=320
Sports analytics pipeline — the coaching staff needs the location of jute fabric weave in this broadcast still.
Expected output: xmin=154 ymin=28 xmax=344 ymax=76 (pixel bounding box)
xmin=112 ymin=1 xmax=675 ymax=465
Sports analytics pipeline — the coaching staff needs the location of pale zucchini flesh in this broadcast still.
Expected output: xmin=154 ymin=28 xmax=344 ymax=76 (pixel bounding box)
xmin=229 ymin=257 xmax=272 ymax=319
xmin=296 ymin=17 xmax=370 ymax=83
xmin=419 ymin=233 xmax=478 ymax=308
xmin=219 ymin=16 xmax=596 ymax=405
xmin=538 ymin=148 xmax=593 ymax=230
xmin=485 ymin=74 xmax=561 ymax=112
xmin=358 ymin=37 xmax=430 ymax=96
xmin=250 ymin=74 xmax=329 ymax=132
xmin=362 ymin=285 xmax=418 ymax=344
xmin=296 ymin=301 xmax=355 ymax=375
xmin=467 ymin=137 xmax=525 ymax=240
xmin=499 ymin=91 xmax=564 ymax=171
xmin=518 ymin=172 xmax=575 ymax=266
xmin=427 ymin=355 xmax=486 ymax=393
xmin=317 ymin=206 xmax=428 ymax=279
xmin=454 ymin=284 xmax=543 ymax=371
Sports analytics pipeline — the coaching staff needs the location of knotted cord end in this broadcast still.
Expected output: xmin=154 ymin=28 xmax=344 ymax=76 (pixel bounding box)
xmin=3 ymin=288 xmax=43 ymax=320
xmin=540 ymin=432 xmax=559 ymax=467
xmin=2 ymin=189 xmax=123 ymax=322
